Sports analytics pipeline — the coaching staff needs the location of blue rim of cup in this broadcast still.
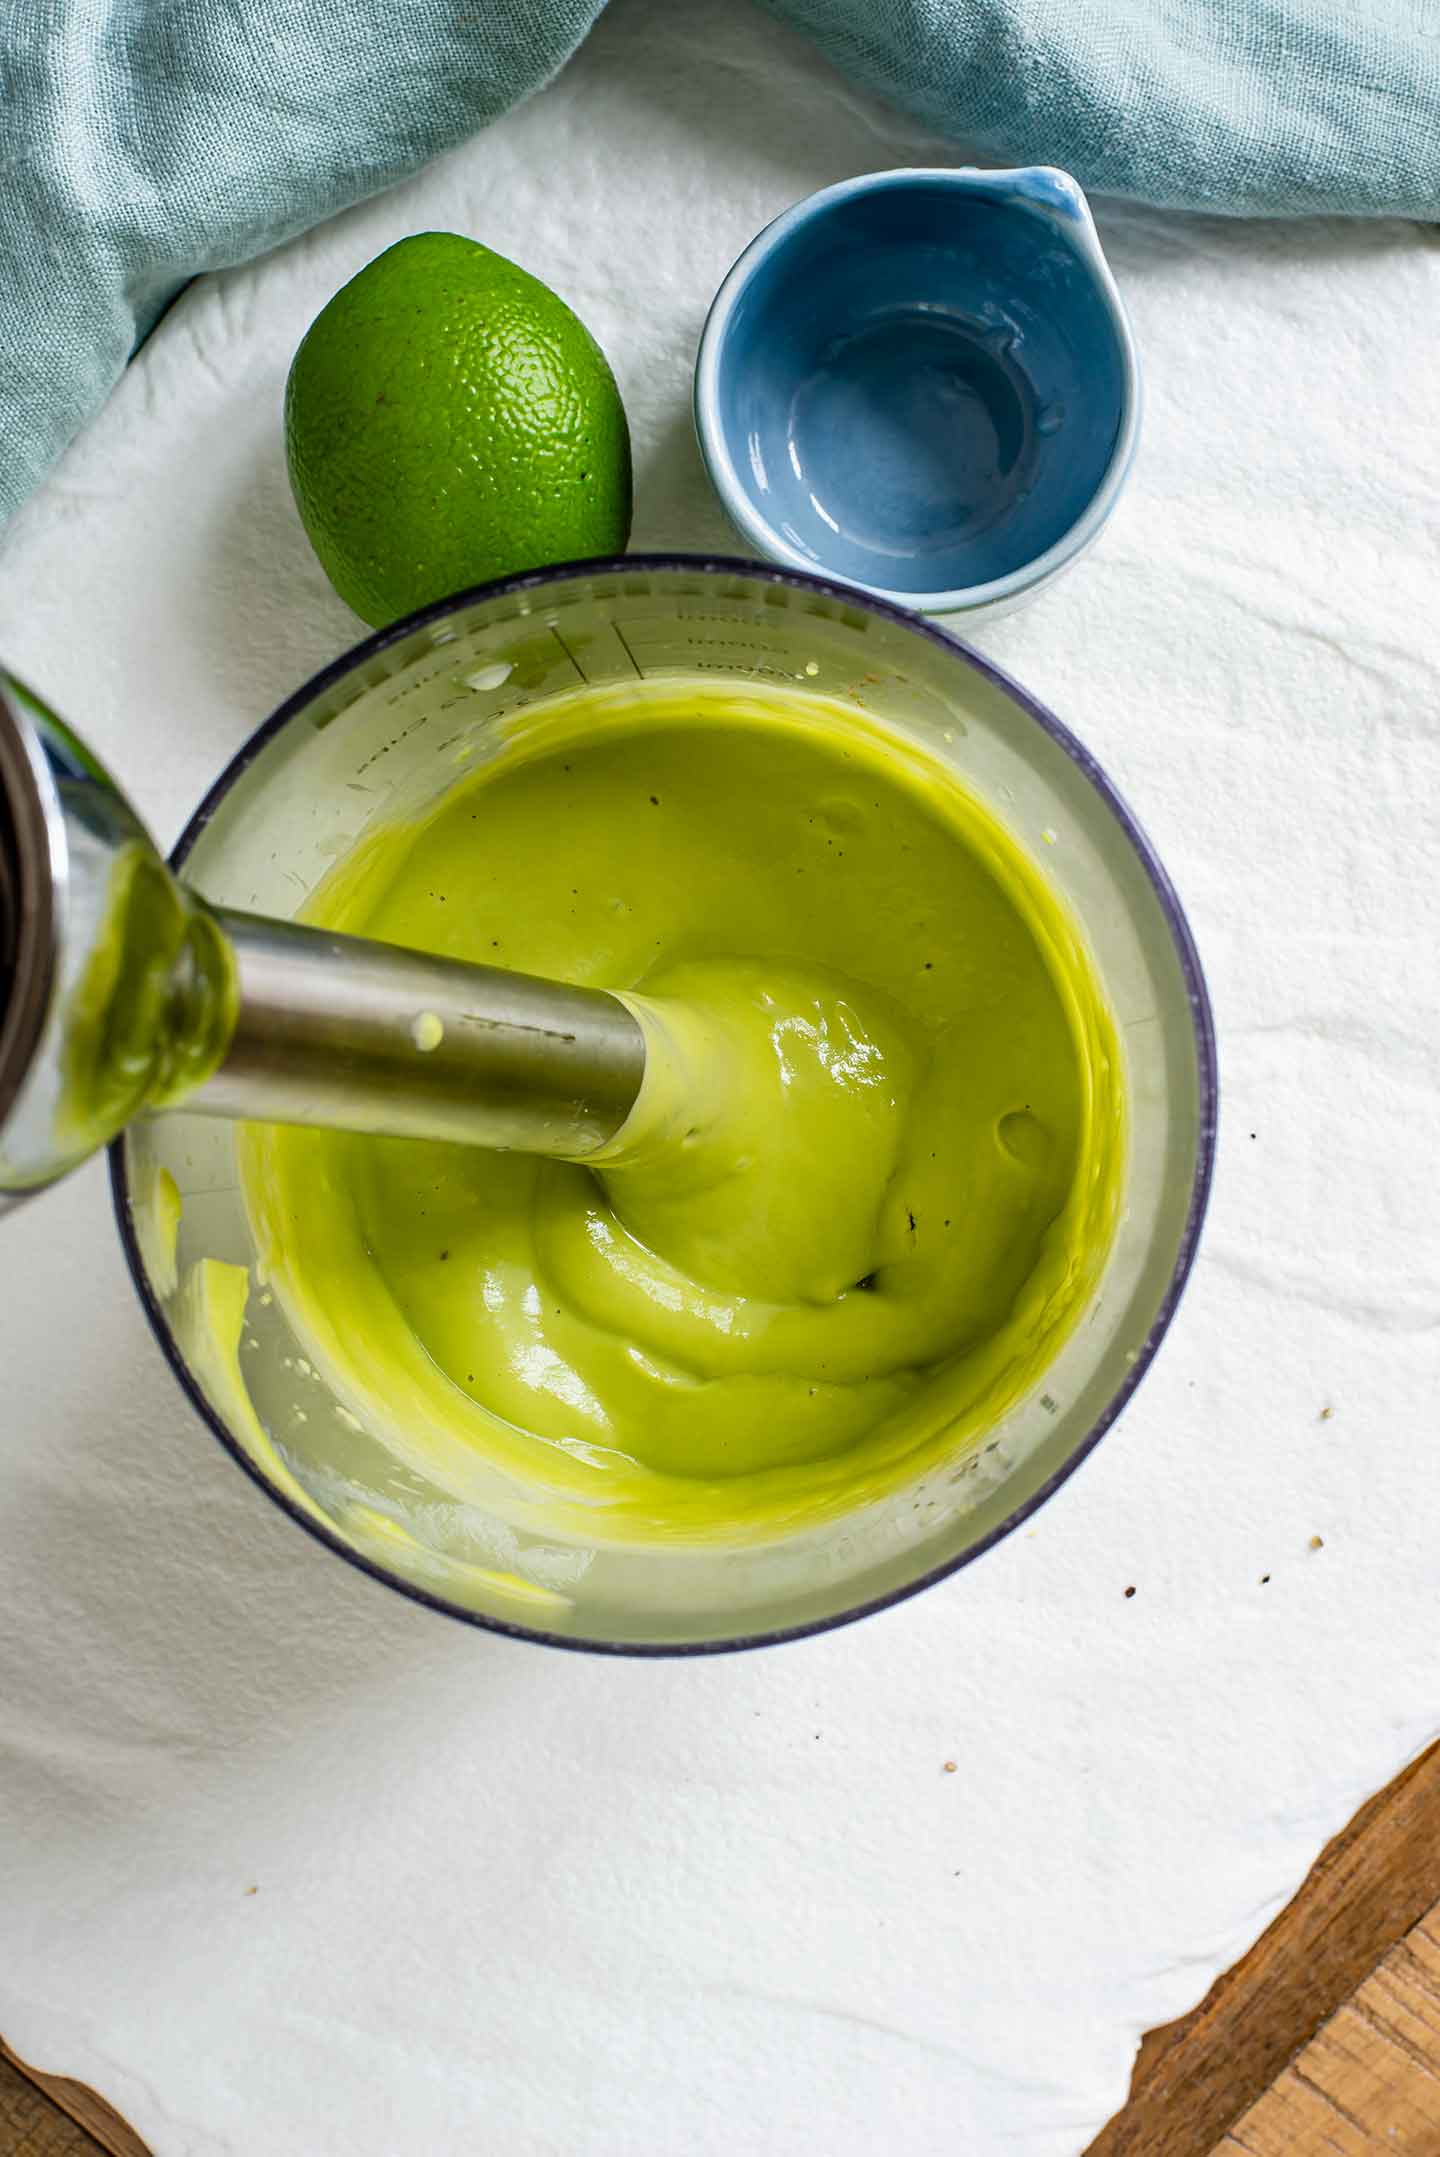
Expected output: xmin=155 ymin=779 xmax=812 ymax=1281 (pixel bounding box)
xmin=109 ymin=553 xmax=1215 ymax=1658
xmin=693 ymin=168 xmax=1143 ymax=616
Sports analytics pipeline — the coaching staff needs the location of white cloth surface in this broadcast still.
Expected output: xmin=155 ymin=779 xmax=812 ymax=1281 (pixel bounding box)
xmin=1 ymin=2 xmax=1438 ymax=2151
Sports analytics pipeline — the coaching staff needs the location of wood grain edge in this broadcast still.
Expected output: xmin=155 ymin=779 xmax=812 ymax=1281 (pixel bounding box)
xmin=1087 ymin=1736 xmax=1440 ymax=2157
xmin=1222 ymin=1905 xmax=1440 ymax=2153
xmin=1 ymin=2046 xmax=99 ymax=2157
xmin=0 ymin=2039 xmax=152 ymax=2157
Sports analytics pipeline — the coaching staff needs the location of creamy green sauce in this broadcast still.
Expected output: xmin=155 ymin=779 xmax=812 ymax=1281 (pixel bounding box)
xmin=242 ymin=680 xmax=1123 ymax=1543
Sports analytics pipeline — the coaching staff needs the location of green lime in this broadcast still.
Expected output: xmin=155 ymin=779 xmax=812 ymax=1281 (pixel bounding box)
xmin=285 ymin=231 xmax=633 ymax=626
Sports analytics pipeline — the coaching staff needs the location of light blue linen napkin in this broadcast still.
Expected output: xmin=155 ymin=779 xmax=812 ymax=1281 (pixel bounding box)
xmin=2 ymin=0 xmax=1435 ymax=527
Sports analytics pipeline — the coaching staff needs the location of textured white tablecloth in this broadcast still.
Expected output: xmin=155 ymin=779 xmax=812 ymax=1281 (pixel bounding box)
xmin=1 ymin=3 xmax=1437 ymax=2151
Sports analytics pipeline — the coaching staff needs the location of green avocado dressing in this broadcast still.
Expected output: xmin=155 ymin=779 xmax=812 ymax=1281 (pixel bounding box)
xmin=242 ymin=680 xmax=1123 ymax=1544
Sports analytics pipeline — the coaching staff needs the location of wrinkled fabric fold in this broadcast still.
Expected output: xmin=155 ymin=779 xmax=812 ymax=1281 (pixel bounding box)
xmin=1 ymin=0 xmax=1436 ymax=528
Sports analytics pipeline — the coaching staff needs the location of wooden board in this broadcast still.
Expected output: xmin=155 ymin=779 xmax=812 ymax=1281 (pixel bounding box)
xmin=8 ymin=1738 xmax=1440 ymax=2156
xmin=1218 ymin=1906 xmax=1440 ymax=2153
xmin=1089 ymin=1737 xmax=1440 ymax=2155
xmin=0 ymin=2043 xmax=150 ymax=2157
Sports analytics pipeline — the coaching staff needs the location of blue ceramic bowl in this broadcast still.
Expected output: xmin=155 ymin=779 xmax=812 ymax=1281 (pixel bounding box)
xmin=694 ymin=167 xmax=1140 ymax=621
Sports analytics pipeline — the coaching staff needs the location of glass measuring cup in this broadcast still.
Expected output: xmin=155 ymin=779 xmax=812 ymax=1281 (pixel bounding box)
xmin=112 ymin=557 xmax=1215 ymax=1653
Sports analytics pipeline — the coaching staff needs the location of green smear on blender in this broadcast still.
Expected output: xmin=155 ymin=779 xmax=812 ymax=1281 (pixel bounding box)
xmin=59 ymin=844 xmax=236 ymax=1157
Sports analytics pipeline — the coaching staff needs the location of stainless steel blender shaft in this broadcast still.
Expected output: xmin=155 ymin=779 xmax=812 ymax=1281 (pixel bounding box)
xmin=0 ymin=670 xmax=645 ymax=1208
xmin=196 ymin=910 xmax=645 ymax=1157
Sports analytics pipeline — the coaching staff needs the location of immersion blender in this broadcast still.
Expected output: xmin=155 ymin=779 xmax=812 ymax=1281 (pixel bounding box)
xmin=0 ymin=672 xmax=649 ymax=1212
